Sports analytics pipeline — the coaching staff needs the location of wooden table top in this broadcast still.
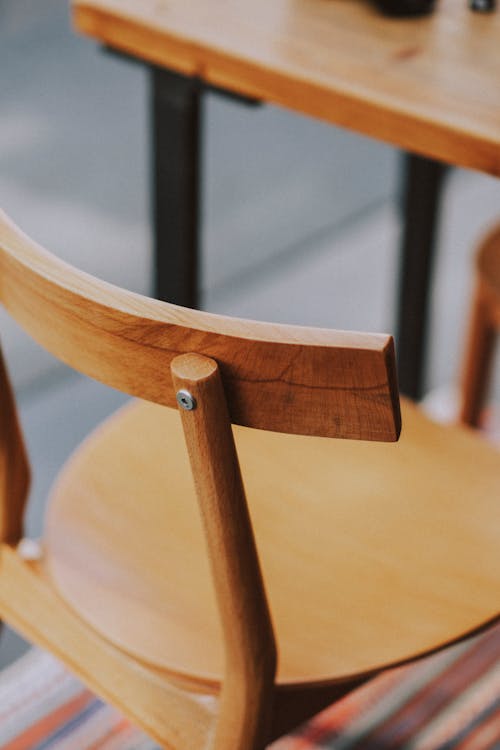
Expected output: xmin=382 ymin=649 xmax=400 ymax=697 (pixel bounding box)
xmin=73 ymin=0 xmax=500 ymax=176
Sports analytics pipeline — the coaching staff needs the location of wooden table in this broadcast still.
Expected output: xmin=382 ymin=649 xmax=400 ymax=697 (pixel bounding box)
xmin=72 ymin=0 xmax=500 ymax=398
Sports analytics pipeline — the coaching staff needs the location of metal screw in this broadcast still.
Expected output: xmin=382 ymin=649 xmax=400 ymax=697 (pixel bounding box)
xmin=469 ymin=0 xmax=496 ymax=12
xmin=176 ymin=389 xmax=196 ymax=411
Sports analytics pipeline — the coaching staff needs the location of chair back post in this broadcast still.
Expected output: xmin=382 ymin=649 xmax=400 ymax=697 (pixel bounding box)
xmin=0 ymin=344 xmax=30 ymax=544
xmin=171 ymin=352 xmax=277 ymax=750
xmin=460 ymin=276 xmax=497 ymax=426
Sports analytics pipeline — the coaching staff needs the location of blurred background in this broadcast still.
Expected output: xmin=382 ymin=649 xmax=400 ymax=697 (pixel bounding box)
xmin=2 ymin=0 xmax=500 ymax=665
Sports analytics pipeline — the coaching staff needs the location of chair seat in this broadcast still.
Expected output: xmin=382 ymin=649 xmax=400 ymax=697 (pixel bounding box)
xmin=1 ymin=627 xmax=498 ymax=749
xmin=44 ymin=398 xmax=500 ymax=692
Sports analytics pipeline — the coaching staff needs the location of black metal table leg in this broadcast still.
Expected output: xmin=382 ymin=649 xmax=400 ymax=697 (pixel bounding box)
xmin=151 ymin=66 xmax=202 ymax=307
xmin=150 ymin=63 xmax=444 ymax=397
xmin=396 ymin=153 xmax=448 ymax=400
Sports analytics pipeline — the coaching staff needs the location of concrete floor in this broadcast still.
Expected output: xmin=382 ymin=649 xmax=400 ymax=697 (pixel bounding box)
xmin=2 ymin=0 xmax=500 ymax=669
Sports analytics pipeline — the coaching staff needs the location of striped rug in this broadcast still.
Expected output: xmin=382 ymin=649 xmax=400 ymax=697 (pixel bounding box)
xmin=0 ymin=624 xmax=498 ymax=749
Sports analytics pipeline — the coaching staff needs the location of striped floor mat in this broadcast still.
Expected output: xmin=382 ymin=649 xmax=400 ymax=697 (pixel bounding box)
xmin=0 ymin=624 xmax=498 ymax=749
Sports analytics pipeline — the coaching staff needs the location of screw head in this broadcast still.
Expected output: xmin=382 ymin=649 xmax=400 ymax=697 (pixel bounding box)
xmin=176 ymin=389 xmax=197 ymax=411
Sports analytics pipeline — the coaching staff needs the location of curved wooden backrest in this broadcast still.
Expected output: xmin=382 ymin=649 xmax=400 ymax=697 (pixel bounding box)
xmin=0 ymin=210 xmax=401 ymax=441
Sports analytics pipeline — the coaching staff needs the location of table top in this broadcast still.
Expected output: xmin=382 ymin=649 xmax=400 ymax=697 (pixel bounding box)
xmin=73 ymin=0 xmax=500 ymax=176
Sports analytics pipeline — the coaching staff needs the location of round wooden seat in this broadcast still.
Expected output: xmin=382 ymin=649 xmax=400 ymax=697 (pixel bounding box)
xmin=44 ymin=398 xmax=500 ymax=693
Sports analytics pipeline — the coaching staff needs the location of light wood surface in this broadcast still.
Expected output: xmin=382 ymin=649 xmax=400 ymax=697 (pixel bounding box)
xmin=460 ymin=225 xmax=500 ymax=426
xmin=476 ymin=224 xmax=500 ymax=300
xmin=172 ymin=353 xmax=276 ymax=750
xmin=1 ymin=209 xmax=499 ymax=748
xmin=45 ymin=398 xmax=500 ymax=693
xmin=73 ymin=0 xmax=500 ymax=175
xmin=0 ymin=210 xmax=400 ymax=442
xmin=0 ymin=546 xmax=368 ymax=744
xmin=460 ymin=279 xmax=497 ymax=427
xmin=0 ymin=545 xmax=216 ymax=749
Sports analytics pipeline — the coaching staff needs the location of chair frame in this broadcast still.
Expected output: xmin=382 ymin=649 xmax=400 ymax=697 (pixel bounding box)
xmin=1 ymin=210 xmax=499 ymax=749
xmin=460 ymin=226 xmax=500 ymax=427
xmin=0 ymin=210 xmax=400 ymax=748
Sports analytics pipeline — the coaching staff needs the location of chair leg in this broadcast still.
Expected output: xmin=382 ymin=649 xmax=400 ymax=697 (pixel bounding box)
xmin=0 ymin=345 xmax=30 ymax=544
xmin=460 ymin=279 xmax=497 ymax=428
xmin=0 ymin=546 xmax=215 ymax=749
xmin=171 ymin=354 xmax=276 ymax=750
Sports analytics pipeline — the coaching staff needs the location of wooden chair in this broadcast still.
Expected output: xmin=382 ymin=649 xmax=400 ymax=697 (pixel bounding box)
xmin=0 ymin=209 xmax=498 ymax=750
xmin=461 ymin=223 xmax=500 ymax=428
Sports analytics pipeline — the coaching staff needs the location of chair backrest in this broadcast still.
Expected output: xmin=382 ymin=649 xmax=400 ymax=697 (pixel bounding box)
xmin=0 ymin=209 xmax=402 ymax=749
xmin=0 ymin=210 xmax=401 ymax=442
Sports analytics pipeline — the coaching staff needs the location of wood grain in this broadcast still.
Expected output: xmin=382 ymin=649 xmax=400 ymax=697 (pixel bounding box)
xmin=0 ymin=346 xmax=30 ymax=544
xmin=73 ymin=0 xmax=500 ymax=176
xmin=460 ymin=225 xmax=500 ymax=426
xmin=172 ymin=353 xmax=276 ymax=750
xmin=459 ymin=278 xmax=497 ymax=427
xmin=0 ymin=543 xmax=386 ymax=744
xmin=476 ymin=224 xmax=500 ymax=302
xmin=0 ymin=545 xmax=215 ymax=749
xmin=0 ymin=210 xmax=400 ymax=442
xmin=45 ymin=398 xmax=500 ymax=693
xmin=1 ymin=209 xmax=499 ymax=747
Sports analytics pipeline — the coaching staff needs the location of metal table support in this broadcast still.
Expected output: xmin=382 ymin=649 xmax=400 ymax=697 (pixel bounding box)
xmin=396 ymin=154 xmax=448 ymax=400
xmin=148 ymin=62 xmax=448 ymax=401
xmin=149 ymin=66 xmax=259 ymax=308
xmin=151 ymin=66 xmax=202 ymax=307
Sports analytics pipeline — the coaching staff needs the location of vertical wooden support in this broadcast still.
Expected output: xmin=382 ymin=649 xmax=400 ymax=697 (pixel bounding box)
xmin=0 ymin=344 xmax=30 ymax=545
xmin=171 ymin=353 xmax=277 ymax=750
xmin=460 ymin=279 xmax=497 ymax=428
